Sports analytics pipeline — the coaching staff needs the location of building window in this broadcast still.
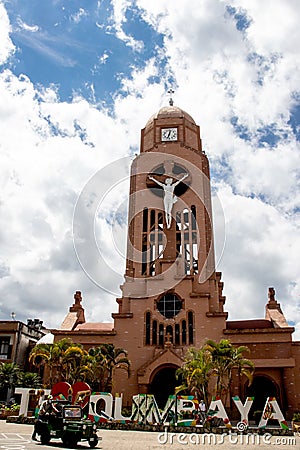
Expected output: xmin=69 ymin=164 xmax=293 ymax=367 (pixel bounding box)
xmin=182 ymin=320 xmax=187 ymax=345
xmin=157 ymin=293 xmax=182 ymax=319
xmin=188 ymin=311 xmax=194 ymax=344
xmin=145 ymin=312 xmax=151 ymax=345
xmin=0 ymin=337 xmax=12 ymax=359
xmin=175 ymin=324 xmax=180 ymax=345
xmin=150 ymin=209 xmax=156 ymax=230
xmin=142 ymin=208 xmax=148 ymax=275
xmin=191 ymin=205 xmax=197 ymax=229
xmin=159 ymin=324 xmax=164 ymax=346
xmin=176 ymin=207 xmax=198 ymax=275
xmin=141 ymin=208 xmax=165 ymax=276
xmin=143 ymin=207 xmax=148 ymax=232
xmin=166 ymin=325 xmax=173 ymax=343
xmin=152 ymin=320 xmax=157 ymax=345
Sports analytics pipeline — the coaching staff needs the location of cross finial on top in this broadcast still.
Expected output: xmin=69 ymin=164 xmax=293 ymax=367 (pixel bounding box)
xmin=167 ymin=88 xmax=174 ymax=106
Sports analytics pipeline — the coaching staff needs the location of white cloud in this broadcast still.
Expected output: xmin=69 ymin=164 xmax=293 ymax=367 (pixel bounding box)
xmin=215 ymin=184 xmax=300 ymax=325
xmin=0 ymin=0 xmax=299 ymax=343
xmin=235 ymin=0 xmax=300 ymax=55
xmin=0 ymin=3 xmax=15 ymax=64
xmin=70 ymin=8 xmax=88 ymax=24
xmin=99 ymin=51 xmax=109 ymax=64
xmin=16 ymin=17 xmax=39 ymax=32
xmin=229 ymin=142 xmax=300 ymax=210
xmin=110 ymin=0 xmax=144 ymax=51
xmin=0 ymin=69 xmax=135 ymax=326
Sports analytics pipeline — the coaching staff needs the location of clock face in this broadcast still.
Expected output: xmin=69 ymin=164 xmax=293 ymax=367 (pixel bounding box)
xmin=161 ymin=128 xmax=178 ymax=142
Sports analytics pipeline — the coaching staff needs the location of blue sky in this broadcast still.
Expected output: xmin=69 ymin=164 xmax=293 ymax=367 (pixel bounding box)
xmin=0 ymin=0 xmax=299 ymax=338
xmin=4 ymin=0 xmax=167 ymax=105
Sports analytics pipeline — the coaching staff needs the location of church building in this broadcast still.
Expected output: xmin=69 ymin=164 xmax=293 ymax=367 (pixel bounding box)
xmin=53 ymin=103 xmax=300 ymax=418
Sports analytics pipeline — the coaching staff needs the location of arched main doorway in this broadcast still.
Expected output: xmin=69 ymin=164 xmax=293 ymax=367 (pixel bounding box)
xmin=149 ymin=366 xmax=180 ymax=409
xmin=246 ymin=375 xmax=280 ymax=416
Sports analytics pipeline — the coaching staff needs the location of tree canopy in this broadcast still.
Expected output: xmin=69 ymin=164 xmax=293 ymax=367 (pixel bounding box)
xmin=29 ymin=339 xmax=130 ymax=392
xmin=176 ymin=339 xmax=254 ymax=405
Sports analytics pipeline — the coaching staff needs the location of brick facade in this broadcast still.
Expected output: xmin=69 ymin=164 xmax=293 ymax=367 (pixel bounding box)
xmin=53 ymin=105 xmax=300 ymax=418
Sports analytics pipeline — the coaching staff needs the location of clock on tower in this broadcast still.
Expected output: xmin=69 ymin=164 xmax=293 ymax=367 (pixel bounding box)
xmin=161 ymin=127 xmax=178 ymax=141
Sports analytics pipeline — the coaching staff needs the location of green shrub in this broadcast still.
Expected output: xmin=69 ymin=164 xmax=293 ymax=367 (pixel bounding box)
xmin=292 ymin=412 xmax=300 ymax=422
xmin=3 ymin=403 xmax=20 ymax=413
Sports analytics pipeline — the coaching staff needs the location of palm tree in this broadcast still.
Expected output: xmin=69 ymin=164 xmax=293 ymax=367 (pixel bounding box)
xmin=96 ymin=344 xmax=131 ymax=393
xmin=229 ymin=345 xmax=254 ymax=400
xmin=16 ymin=372 xmax=42 ymax=388
xmin=86 ymin=347 xmax=107 ymax=391
xmin=205 ymin=339 xmax=233 ymax=398
xmin=205 ymin=339 xmax=254 ymax=402
xmin=30 ymin=340 xmax=131 ymax=393
xmin=0 ymin=362 xmax=21 ymax=401
xmin=175 ymin=347 xmax=212 ymax=406
xmin=175 ymin=340 xmax=255 ymax=410
xmin=62 ymin=345 xmax=93 ymax=384
xmin=29 ymin=338 xmax=72 ymax=386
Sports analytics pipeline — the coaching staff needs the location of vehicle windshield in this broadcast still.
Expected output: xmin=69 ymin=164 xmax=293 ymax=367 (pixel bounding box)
xmin=63 ymin=406 xmax=82 ymax=419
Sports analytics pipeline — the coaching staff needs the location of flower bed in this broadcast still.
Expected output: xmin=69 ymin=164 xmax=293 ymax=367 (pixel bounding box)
xmin=0 ymin=406 xmax=20 ymax=420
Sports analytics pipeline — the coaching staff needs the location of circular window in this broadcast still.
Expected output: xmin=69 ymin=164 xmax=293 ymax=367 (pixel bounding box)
xmin=157 ymin=293 xmax=182 ymax=318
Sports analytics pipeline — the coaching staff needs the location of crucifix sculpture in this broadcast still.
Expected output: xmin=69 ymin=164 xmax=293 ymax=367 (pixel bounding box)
xmin=148 ymin=173 xmax=188 ymax=228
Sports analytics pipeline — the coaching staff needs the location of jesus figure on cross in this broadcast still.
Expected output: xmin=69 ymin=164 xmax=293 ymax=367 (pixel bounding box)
xmin=148 ymin=173 xmax=188 ymax=228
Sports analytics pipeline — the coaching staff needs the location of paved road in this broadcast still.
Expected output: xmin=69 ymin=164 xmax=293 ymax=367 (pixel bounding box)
xmin=0 ymin=421 xmax=299 ymax=449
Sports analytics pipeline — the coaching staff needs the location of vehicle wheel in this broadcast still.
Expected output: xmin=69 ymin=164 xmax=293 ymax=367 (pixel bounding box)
xmin=62 ymin=436 xmax=70 ymax=447
xmin=89 ymin=436 xmax=99 ymax=448
xmin=62 ymin=435 xmax=78 ymax=448
xmin=70 ymin=438 xmax=78 ymax=448
xmin=40 ymin=428 xmax=51 ymax=445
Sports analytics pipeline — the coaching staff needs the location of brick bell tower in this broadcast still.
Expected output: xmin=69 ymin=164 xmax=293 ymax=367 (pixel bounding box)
xmin=112 ymin=102 xmax=227 ymax=405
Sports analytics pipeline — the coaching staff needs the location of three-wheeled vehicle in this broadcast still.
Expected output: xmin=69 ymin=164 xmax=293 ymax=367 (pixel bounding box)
xmin=35 ymin=403 xmax=99 ymax=448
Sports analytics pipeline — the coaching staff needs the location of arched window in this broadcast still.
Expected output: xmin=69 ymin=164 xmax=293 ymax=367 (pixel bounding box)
xmin=182 ymin=320 xmax=187 ymax=345
xmin=150 ymin=209 xmax=155 ymax=230
xmin=191 ymin=205 xmax=196 ymax=229
xmin=166 ymin=325 xmax=173 ymax=343
xmin=145 ymin=311 xmax=151 ymax=345
xmin=152 ymin=320 xmax=157 ymax=345
xmin=175 ymin=207 xmax=198 ymax=275
xmin=188 ymin=311 xmax=194 ymax=344
xmin=175 ymin=324 xmax=180 ymax=345
xmin=159 ymin=324 xmax=164 ymax=346
xmin=143 ymin=207 xmax=148 ymax=232
xmin=158 ymin=212 xmax=163 ymax=230
xmin=142 ymin=208 xmax=148 ymax=275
